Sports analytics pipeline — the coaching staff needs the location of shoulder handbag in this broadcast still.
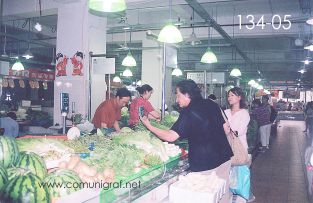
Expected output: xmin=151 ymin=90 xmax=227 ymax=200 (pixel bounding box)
xmin=219 ymin=108 xmax=249 ymax=166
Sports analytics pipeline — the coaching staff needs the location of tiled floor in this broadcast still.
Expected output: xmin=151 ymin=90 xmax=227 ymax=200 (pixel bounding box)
xmin=251 ymin=120 xmax=311 ymax=203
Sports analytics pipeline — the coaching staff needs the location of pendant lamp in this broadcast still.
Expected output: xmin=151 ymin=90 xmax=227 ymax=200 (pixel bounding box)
xmin=22 ymin=49 xmax=34 ymax=60
xmin=136 ymin=80 xmax=142 ymax=86
xmin=201 ymin=26 xmax=217 ymax=63
xmin=172 ymin=67 xmax=183 ymax=76
xmin=230 ymin=68 xmax=241 ymax=77
xmin=122 ymin=51 xmax=136 ymax=66
xmin=22 ymin=19 xmax=34 ymax=60
xmin=89 ymin=0 xmax=126 ymax=15
xmin=12 ymin=60 xmax=25 ymax=71
xmin=186 ymin=10 xmax=201 ymax=46
xmin=122 ymin=68 xmax=133 ymax=77
xmin=122 ymin=29 xmax=136 ymax=67
xmin=304 ymin=44 xmax=313 ymax=51
xmin=307 ymin=17 xmax=313 ymax=25
xmin=248 ymin=80 xmax=256 ymax=86
xmin=157 ymin=0 xmax=183 ymax=43
xmin=113 ymin=76 xmax=121 ymax=83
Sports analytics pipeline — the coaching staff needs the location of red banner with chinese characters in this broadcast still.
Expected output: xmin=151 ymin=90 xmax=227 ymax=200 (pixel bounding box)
xmin=9 ymin=69 xmax=55 ymax=81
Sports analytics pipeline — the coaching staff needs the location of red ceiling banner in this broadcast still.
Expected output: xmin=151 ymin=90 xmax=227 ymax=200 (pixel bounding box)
xmin=9 ymin=69 xmax=55 ymax=81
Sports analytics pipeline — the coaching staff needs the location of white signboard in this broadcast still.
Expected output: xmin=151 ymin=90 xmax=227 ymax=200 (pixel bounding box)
xmin=208 ymin=72 xmax=225 ymax=84
xmin=187 ymin=72 xmax=225 ymax=84
xmin=186 ymin=72 xmax=205 ymax=84
xmin=92 ymin=57 xmax=115 ymax=74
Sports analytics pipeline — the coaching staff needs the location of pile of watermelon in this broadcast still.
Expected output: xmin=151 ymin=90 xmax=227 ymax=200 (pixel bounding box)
xmin=0 ymin=136 xmax=82 ymax=202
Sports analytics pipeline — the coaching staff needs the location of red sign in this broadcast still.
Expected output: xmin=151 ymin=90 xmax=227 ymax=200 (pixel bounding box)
xmin=9 ymin=69 xmax=55 ymax=80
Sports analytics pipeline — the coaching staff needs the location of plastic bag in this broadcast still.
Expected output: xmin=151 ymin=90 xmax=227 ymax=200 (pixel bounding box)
xmin=229 ymin=165 xmax=251 ymax=200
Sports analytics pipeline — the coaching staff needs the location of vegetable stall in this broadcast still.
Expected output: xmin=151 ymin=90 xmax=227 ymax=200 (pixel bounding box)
xmin=0 ymin=115 xmax=190 ymax=203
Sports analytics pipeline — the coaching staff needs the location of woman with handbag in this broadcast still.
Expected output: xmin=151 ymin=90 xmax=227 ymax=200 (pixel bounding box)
xmin=140 ymin=80 xmax=233 ymax=203
xmin=224 ymin=87 xmax=255 ymax=202
xmin=225 ymin=87 xmax=250 ymax=152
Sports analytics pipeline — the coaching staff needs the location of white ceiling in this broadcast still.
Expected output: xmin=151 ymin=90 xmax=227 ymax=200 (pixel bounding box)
xmin=1 ymin=0 xmax=313 ymax=87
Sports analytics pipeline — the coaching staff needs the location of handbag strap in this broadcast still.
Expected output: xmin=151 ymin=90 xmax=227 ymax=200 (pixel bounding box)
xmin=219 ymin=107 xmax=239 ymax=138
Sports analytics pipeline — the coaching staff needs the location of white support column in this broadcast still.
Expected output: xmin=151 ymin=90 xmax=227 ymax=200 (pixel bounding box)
xmin=53 ymin=1 xmax=107 ymax=125
xmin=141 ymin=39 xmax=163 ymax=111
xmin=141 ymin=39 xmax=174 ymax=113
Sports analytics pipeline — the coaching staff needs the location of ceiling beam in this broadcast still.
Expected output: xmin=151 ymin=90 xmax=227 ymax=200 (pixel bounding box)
xmin=184 ymin=0 xmax=253 ymax=65
xmin=0 ymin=32 xmax=55 ymax=48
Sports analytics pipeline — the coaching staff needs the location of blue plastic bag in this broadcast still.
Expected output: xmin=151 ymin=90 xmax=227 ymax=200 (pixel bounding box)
xmin=229 ymin=165 xmax=251 ymax=200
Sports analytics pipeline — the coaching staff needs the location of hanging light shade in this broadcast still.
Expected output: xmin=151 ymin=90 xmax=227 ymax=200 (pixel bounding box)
xmin=251 ymin=82 xmax=259 ymax=89
xmin=307 ymin=17 xmax=313 ymax=25
xmin=172 ymin=67 xmax=183 ymax=76
xmin=304 ymin=44 xmax=313 ymax=51
xmin=22 ymin=49 xmax=34 ymax=59
xmin=158 ymin=24 xmax=183 ymax=44
xmin=113 ymin=76 xmax=121 ymax=83
xmin=88 ymin=0 xmax=126 ymax=14
xmin=201 ymin=48 xmax=217 ymax=64
xmin=12 ymin=60 xmax=25 ymax=71
xmin=186 ymin=31 xmax=201 ymax=46
xmin=122 ymin=68 xmax=133 ymax=77
xmin=230 ymin=68 xmax=241 ymax=77
xmin=122 ymin=51 xmax=136 ymax=67
xmin=136 ymin=80 xmax=142 ymax=86
xmin=34 ymin=22 xmax=42 ymax=32
xmin=248 ymin=80 xmax=256 ymax=86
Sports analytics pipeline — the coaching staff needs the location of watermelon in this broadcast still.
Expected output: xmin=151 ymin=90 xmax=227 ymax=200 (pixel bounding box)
xmin=6 ymin=167 xmax=29 ymax=181
xmin=16 ymin=152 xmax=47 ymax=179
xmin=0 ymin=136 xmax=19 ymax=168
xmin=0 ymin=173 xmax=50 ymax=203
xmin=0 ymin=164 xmax=8 ymax=191
xmin=44 ymin=169 xmax=81 ymax=198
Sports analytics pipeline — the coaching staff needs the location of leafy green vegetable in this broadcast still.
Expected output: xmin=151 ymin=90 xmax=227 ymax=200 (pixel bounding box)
xmin=144 ymin=154 xmax=162 ymax=166
xmin=84 ymin=144 xmax=145 ymax=178
xmin=63 ymin=135 xmax=111 ymax=153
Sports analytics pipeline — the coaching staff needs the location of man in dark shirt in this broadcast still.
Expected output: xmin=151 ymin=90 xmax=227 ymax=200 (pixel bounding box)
xmin=141 ymin=80 xmax=233 ymax=202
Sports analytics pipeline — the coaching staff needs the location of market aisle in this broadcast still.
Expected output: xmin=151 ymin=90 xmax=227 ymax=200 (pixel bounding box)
xmin=250 ymin=120 xmax=309 ymax=203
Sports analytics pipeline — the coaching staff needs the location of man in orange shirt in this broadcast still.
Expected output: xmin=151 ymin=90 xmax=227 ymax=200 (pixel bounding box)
xmin=92 ymin=88 xmax=131 ymax=132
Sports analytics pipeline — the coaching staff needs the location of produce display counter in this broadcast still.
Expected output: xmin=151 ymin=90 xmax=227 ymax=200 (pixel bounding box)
xmin=8 ymin=124 xmax=185 ymax=203
xmin=57 ymin=157 xmax=189 ymax=203
xmin=59 ymin=156 xmax=189 ymax=203
xmin=0 ymin=115 xmax=194 ymax=202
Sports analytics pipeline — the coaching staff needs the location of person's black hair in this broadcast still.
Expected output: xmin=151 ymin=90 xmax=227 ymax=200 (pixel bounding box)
xmin=252 ymin=99 xmax=262 ymax=107
xmin=176 ymin=80 xmax=202 ymax=101
xmin=228 ymin=87 xmax=247 ymax=108
xmin=208 ymin=94 xmax=217 ymax=100
xmin=136 ymin=84 xmax=153 ymax=95
xmin=116 ymin=88 xmax=131 ymax=98
xmin=6 ymin=112 xmax=17 ymax=120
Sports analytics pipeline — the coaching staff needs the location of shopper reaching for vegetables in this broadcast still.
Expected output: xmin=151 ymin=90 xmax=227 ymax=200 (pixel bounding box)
xmin=129 ymin=84 xmax=160 ymax=127
xmin=140 ymin=79 xmax=234 ymax=202
xmin=92 ymin=88 xmax=131 ymax=133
